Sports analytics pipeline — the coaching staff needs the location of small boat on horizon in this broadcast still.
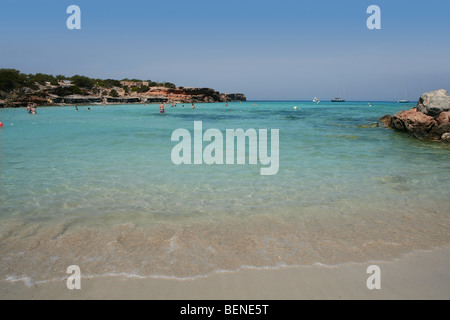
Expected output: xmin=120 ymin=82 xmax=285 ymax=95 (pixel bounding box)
xmin=398 ymin=81 xmax=410 ymax=103
xmin=331 ymin=75 xmax=345 ymax=102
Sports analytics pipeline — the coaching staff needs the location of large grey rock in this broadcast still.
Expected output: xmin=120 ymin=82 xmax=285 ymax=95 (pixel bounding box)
xmin=416 ymin=89 xmax=450 ymax=118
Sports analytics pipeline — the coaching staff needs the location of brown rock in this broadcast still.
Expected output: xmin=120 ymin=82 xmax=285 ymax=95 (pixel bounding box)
xmin=379 ymin=115 xmax=393 ymax=128
xmin=436 ymin=111 xmax=450 ymax=125
xmin=391 ymin=108 xmax=437 ymax=139
xmin=429 ymin=123 xmax=450 ymax=140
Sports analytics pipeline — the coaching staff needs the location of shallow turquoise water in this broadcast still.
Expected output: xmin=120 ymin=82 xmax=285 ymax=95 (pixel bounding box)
xmin=1 ymin=101 xmax=449 ymax=281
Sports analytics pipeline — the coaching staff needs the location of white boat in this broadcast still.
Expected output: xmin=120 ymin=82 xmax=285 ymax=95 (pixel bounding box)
xmin=331 ymin=75 xmax=345 ymax=102
xmin=398 ymin=81 xmax=410 ymax=103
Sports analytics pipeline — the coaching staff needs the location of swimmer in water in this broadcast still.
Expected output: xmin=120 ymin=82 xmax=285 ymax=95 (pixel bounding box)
xmin=160 ymin=102 xmax=165 ymax=113
xmin=192 ymin=103 xmax=195 ymax=109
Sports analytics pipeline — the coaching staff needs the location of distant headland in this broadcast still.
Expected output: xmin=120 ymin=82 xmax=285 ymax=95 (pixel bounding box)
xmin=0 ymin=69 xmax=246 ymax=107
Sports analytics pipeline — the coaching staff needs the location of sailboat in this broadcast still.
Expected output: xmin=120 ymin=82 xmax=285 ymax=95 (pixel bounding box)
xmin=398 ymin=81 xmax=409 ymax=103
xmin=331 ymin=75 xmax=345 ymax=102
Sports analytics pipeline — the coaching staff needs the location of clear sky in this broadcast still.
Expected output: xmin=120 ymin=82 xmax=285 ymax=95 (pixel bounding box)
xmin=1 ymin=0 xmax=449 ymax=101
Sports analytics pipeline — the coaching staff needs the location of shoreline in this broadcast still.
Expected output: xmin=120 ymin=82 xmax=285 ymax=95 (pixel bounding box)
xmin=1 ymin=246 xmax=449 ymax=300
xmin=0 ymin=100 xmax=417 ymax=109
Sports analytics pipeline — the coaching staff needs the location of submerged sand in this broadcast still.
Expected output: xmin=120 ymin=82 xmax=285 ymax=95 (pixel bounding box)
xmin=1 ymin=247 xmax=449 ymax=300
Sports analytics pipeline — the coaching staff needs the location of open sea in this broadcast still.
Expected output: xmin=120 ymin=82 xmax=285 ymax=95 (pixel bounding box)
xmin=1 ymin=101 xmax=449 ymax=284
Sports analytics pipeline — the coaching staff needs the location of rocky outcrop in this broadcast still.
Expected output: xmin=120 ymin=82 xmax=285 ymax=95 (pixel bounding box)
xmin=390 ymin=108 xmax=437 ymax=139
xmin=143 ymin=87 xmax=246 ymax=103
xmin=56 ymin=95 xmax=103 ymax=104
xmin=380 ymin=89 xmax=450 ymax=141
xmin=1 ymin=80 xmax=246 ymax=107
xmin=442 ymin=133 xmax=450 ymax=143
xmin=416 ymin=89 xmax=450 ymax=117
xmin=221 ymin=93 xmax=247 ymax=102
xmin=106 ymin=96 xmax=141 ymax=103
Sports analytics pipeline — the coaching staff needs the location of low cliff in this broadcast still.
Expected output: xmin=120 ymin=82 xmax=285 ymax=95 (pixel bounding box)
xmin=0 ymin=69 xmax=247 ymax=107
xmin=141 ymin=87 xmax=246 ymax=103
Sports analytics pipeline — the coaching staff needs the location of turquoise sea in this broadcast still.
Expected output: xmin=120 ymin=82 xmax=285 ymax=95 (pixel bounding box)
xmin=1 ymin=101 xmax=449 ymax=283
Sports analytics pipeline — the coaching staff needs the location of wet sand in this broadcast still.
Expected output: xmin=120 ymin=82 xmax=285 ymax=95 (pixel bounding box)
xmin=1 ymin=247 xmax=449 ymax=300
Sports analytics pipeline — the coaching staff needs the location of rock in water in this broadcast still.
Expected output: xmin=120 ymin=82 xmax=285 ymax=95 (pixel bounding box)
xmin=379 ymin=89 xmax=450 ymax=141
xmin=357 ymin=123 xmax=379 ymax=128
xmin=436 ymin=111 xmax=450 ymax=125
xmin=391 ymin=108 xmax=437 ymax=139
xmin=442 ymin=133 xmax=450 ymax=143
xmin=416 ymin=89 xmax=450 ymax=118
xmin=379 ymin=115 xmax=393 ymax=128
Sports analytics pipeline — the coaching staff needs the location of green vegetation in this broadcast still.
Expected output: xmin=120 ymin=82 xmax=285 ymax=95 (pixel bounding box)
xmin=163 ymin=82 xmax=176 ymax=89
xmin=30 ymin=73 xmax=58 ymax=86
xmin=0 ymin=68 xmax=178 ymax=100
xmin=0 ymin=69 xmax=33 ymax=92
xmin=70 ymin=75 xmax=95 ymax=89
xmin=121 ymin=78 xmax=142 ymax=82
xmin=109 ymin=89 xmax=119 ymax=97
xmin=147 ymin=81 xmax=176 ymax=88
xmin=72 ymin=85 xmax=82 ymax=95
xmin=55 ymin=75 xmax=68 ymax=81
xmin=137 ymin=85 xmax=150 ymax=93
xmin=96 ymin=79 xmax=122 ymax=88
xmin=131 ymin=85 xmax=150 ymax=93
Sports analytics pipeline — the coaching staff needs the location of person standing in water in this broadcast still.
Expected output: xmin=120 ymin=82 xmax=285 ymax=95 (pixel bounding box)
xmin=191 ymin=103 xmax=195 ymax=109
xmin=160 ymin=102 xmax=165 ymax=114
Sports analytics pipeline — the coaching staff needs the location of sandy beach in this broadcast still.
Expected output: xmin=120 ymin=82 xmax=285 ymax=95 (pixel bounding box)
xmin=2 ymin=0 xmax=450 ymax=304
xmin=1 ymin=247 xmax=449 ymax=300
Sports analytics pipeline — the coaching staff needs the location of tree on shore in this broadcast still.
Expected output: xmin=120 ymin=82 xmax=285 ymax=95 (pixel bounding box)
xmin=71 ymin=75 xmax=95 ymax=89
xmin=0 ymin=69 xmax=30 ymax=92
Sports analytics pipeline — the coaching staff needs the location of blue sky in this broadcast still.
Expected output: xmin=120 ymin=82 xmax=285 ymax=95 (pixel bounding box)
xmin=1 ymin=0 xmax=449 ymax=100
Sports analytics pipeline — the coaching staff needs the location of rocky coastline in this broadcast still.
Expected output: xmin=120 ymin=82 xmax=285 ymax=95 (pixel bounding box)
xmin=0 ymin=72 xmax=246 ymax=108
xmin=380 ymin=89 xmax=450 ymax=142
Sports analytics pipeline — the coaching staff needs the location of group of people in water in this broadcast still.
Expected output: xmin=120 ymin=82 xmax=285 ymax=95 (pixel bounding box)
xmin=26 ymin=101 xmax=212 ymax=115
xmin=159 ymin=102 xmax=196 ymax=114
xmin=26 ymin=103 xmax=37 ymax=114
xmin=74 ymin=106 xmax=90 ymax=112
